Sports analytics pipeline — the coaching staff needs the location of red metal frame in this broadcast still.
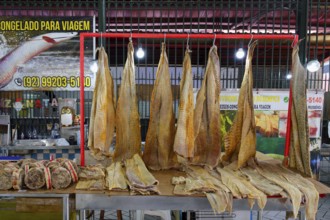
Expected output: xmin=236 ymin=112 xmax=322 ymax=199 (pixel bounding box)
xmin=79 ymin=32 xmax=297 ymax=166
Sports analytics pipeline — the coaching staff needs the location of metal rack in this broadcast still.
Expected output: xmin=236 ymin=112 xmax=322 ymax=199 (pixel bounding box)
xmin=79 ymin=32 xmax=297 ymax=166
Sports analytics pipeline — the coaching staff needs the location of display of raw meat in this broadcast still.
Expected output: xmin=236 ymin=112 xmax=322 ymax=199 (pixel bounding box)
xmin=143 ymin=42 xmax=178 ymax=170
xmin=50 ymin=166 xmax=72 ymax=189
xmin=192 ymin=45 xmax=221 ymax=168
xmin=114 ymin=40 xmax=141 ymax=161
xmin=173 ymin=47 xmax=194 ymax=158
xmin=24 ymin=167 xmax=45 ymax=190
xmin=88 ymin=47 xmax=116 ymax=160
xmin=222 ymin=41 xmax=258 ymax=169
xmin=106 ymin=162 xmax=128 ymax=191
xmin=125 ymin=154 xmax=160 ymax=195
xmin=289 ymin=41 xmax=313 ymax=177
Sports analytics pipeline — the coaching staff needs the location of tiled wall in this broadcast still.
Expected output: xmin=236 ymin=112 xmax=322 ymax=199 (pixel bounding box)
xmin=23 ymin=149 xmax=80 ymax=160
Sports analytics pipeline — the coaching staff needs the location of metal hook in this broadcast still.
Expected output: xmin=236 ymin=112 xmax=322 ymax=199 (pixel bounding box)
xmin=291 ymin=34 xmax=297 ymax=48
xmin=100 ymin=32 xmax=103 ymax=47
xmin=186 ymin=33 xmax=190 ymax=49
xmin=248 ymin=34 xmax=253 ymax=47
xmin=213 ymin=33 xmax=216 ymax=46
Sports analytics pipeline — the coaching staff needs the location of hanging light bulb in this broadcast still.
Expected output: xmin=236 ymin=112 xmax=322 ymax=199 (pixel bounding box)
xmin=89 ymin=61 xmax=98 ymax=74
xmin=235 ymin=48 xmax=245 ymax=59
xmin=286 ymin=74 xmax=292 ymax=79
xmin=136 ymin=46 xmax=145 ymax=59
xmin=306 ymin=59 xmax=320 ymax=72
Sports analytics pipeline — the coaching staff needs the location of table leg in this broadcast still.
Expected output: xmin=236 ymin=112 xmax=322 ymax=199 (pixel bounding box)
xmin=299 ymin=210 xmax=306 ymax=220
xmin=187 ymin=211 xmax=191 ymax=220
xmin=257 ymin=210 xmax=263 ymax=220
xmin=79 ymin=209 xmax=86 ymax=220
xmin=63 ymin=195 xmax=70 ymax=220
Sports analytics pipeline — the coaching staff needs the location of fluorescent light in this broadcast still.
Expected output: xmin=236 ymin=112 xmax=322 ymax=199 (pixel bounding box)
xmin=235 ymin=48 xmax=245 ymax=59
xmin=306 ymin=59 xmax=320 ymax=72
xmin=136 ymin=47 xmax=145 ymax=59
xmin=89 ymin=61 xmax=98 ymax=74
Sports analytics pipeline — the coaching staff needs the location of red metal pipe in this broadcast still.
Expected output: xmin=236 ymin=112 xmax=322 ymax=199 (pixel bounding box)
xmin=80 ymin=32 xmax=296 ymax=40
xmin=80 ymin=34 xmax=85 ymax=167
xmin=79 ymin=32 xmax=297 ymax=166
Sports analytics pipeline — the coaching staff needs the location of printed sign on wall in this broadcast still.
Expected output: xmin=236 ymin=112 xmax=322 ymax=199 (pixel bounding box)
xmin=0 ymin=17 xmax=95 ymax=91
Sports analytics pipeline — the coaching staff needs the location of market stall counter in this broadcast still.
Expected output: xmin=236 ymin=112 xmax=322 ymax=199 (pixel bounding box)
xmin=0 ymin=185 xmax=75 ymax=220
xmin=75 ymin=170 xmax=330 ymax=220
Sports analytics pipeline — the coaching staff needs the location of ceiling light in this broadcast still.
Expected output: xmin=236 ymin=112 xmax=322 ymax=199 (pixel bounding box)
xmin=286 ymin=74 xmax=292 ymax=79
xmin=306 ymin=59 xmax=321 ymax=72
xmin=89 ymin=61 xmax=98 ymax=74
xmin=136 ymin=47 xmax=145 ymax=59
xmin=235 ymin=48 xmax=245 ymax=59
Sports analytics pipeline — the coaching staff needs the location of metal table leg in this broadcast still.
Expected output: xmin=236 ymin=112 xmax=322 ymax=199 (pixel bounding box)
xmin=257 ymin=210 xmax=263 ymax=220
xmin=63 ymin=195 xmax=70 ymax=220
xmin=79 ymin=209 xmax=86 ymax=220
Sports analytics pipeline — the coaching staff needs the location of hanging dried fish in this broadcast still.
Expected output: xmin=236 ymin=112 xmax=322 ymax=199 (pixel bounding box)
xmin=88 ymin=47 xmax=116 ymax=160
xmin=222 ymin=41 xmax=258 ymax=169
xmin=114 ymin=40 xmax=141 ymax=161
xmin=193 ymin=45 xmax=221 ymax=168
xmin=173 ymin=47 xmax=194 ymax=159
xmin=289 ymin=41 xmax=313 ymax=177
xmin=143 ymin=43 xmax=178 ymax=170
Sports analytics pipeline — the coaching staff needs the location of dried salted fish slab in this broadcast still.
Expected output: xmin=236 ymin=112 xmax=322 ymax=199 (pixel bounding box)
xmin=193 ymin=45 xmax=221 ymax=168
xmin=289 ymin=42 xmax=313 ymax=177
xmin=143 ymin=43 xmax=177 ymax=170
xmin=114 ymin=41 xmax=141 ymax=161
xmin=206 ymin=190 xmax=232 ymax=214
xmin=173 ymin=48 xmax=194 ymax=158
xmin=76 ymin=179 xmax=105 ymax=190
xmin=12 ymin=168 xmax=24 ymax=190
xmin=24 ymin=167 xmax=45 ymax=190
xmin=88 ymin=47 xmax=116 ymax=160
xmin=78 ymin=164 xmax=105 ymax=180
xmin=0 ymin=167 xmax=14 ymax=190
xmin=106 ymin=162 xmax=128 ymax=191
xmin=171 ymin=176 xmax=186 ymax=185
xmin=256 ymin=162 xmax=302 ymax=218
xmin=51 ymin=167 xmax=72 ymax=189
xmin=125 ymin=154 xmax=159 ymax=188
xmin=218 ymin=166 xmax=267 ymax=210
xmin=222 ymin=41 xmax=258 ymax=169
xmin=260 ymin=161 xmax=318 ymax=220
xmin=241 ymin=166 xmax=283 ymax=196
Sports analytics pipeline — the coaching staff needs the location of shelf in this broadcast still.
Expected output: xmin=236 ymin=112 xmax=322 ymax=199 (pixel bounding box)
xmin=0 ymin=145 xmax=81 ymax=150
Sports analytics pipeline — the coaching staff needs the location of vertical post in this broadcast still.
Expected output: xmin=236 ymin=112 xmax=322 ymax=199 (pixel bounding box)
xmin=80 ymin=34 xmax=85 ymax=167
xmin=98 ymin=0 xmax=106 ymax=46
xmin=296 ymin=0 xmax=308 ymax=64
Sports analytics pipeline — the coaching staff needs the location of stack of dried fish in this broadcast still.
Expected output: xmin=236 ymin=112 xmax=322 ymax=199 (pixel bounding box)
xmin=222 ymin=41 xmax=258 ymax=169
xmin=288 ymin=41 xmax=313 ymax=177
xmin=24 ymin=167 xmax=46 ymax=190
xmin=173 ymin=47 xmax=194 ymax=159
xmin=0 ymin=163 xmax=18 ymax=190
xmin=76 ymin=164 xmax=106 ymax=190
xmin=106 ymin=162 xmax=128 ymax=191
xmin=125 ymin=154 xmax=160 ymax=195
xmin=88 ymin=47 xmax=116 ymax=160
xmin=114 ymin=40 xmax=141 ymax=161
xmin=192 ymin=45 xmax=221 ymax=168
xmin=143 ymin=43 xmax=178 ymax=170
